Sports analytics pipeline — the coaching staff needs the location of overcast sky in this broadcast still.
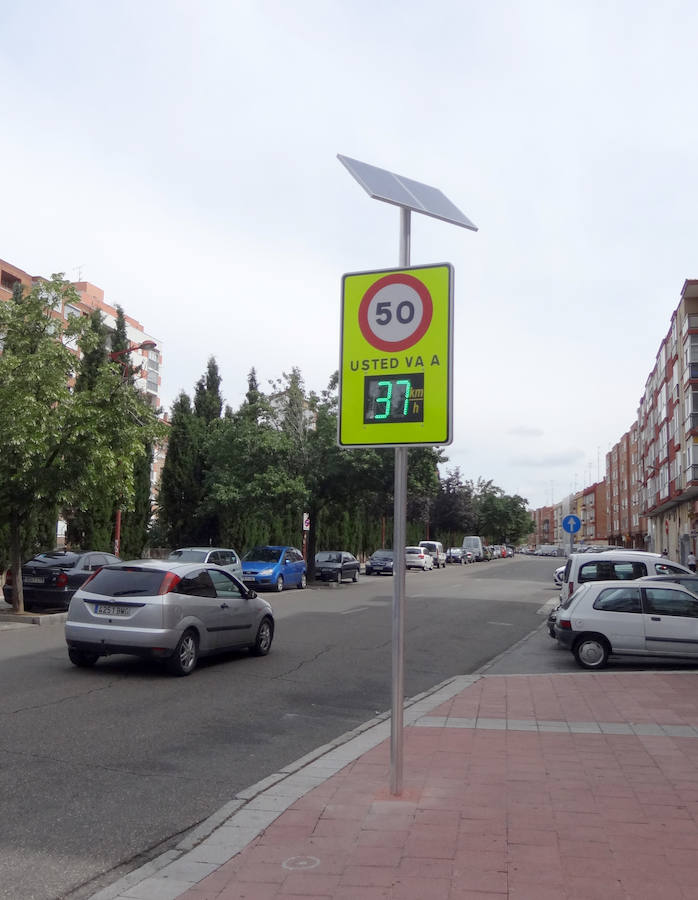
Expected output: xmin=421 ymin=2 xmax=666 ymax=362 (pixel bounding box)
xmin=2 ymin=0 xmax=696 ymax=509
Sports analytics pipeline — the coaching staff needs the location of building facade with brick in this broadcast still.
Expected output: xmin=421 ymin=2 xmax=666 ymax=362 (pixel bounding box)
xmin=638 ymin=279 xmax=698 ymax=563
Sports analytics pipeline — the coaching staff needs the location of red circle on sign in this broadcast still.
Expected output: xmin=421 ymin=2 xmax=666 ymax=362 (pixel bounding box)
xmin=358 ymin=273 xmax=433 ymax=352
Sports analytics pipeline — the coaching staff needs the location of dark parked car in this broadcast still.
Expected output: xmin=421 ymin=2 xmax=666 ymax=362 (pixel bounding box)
xmin=3 ymin=550 xmax=121 ymax=610
xmin=315 ymin=551 xmax=360 ymax=583
xmin=365 ymin=549 xmax=394 ymax=575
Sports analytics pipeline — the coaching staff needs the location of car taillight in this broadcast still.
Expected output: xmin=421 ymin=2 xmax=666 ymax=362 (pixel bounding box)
xmin=558 ymin=619 xmax=572 ymax=630
xmin=56 ymin=573 xmax=68 ymax=588
xmin=80 ymin=570 xmax=100 ymax=589
xmin=159 ymin=572 xmax=181 ymax=595
xmin=568 ymin=581 xmax=574 ymax=595
xmin=5 ymin=570 xmax=12 ymax=586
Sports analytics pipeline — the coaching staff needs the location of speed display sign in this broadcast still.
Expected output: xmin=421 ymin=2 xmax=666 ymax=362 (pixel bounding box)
xmin=339 ymin=263 xmax=453 ymax=447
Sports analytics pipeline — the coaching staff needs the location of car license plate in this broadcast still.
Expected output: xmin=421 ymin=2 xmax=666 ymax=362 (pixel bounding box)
xmin=24 ymin=576 xmax=44 ymax=584
xmin=95 ymin=604 xmax=130 ymax=616
xmin=243 ymin=576 xmax=255 ymax=583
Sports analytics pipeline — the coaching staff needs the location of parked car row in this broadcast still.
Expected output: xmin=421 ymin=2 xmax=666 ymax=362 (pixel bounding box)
xmin=5 ymin=536 xmax=482 ymax=613
xmin=548 ymin=549 xmax=698 ymax=668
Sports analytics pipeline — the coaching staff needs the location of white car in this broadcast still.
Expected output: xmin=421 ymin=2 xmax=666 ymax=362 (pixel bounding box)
xmin=554 ymin=579 xmax=698 ymax=669
xmin=405 ymin=547 xmax=434 ymax=570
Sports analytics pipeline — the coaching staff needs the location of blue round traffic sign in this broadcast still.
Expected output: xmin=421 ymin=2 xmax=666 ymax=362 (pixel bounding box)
xmin=562 ymin=514 xmax=581 ymax=534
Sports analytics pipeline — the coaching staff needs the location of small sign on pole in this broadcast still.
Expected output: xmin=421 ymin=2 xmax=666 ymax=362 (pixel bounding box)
xmin=302 ymin=513 xmax=311 ymax=532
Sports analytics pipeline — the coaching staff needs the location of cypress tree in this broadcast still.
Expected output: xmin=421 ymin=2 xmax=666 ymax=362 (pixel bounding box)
xmin=157 ymin=392 xmax=203 ymax=547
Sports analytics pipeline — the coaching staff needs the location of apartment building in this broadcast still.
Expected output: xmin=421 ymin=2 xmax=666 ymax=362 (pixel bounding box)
xmin=1 ymin=259 xmax=162 ymax=408
xmin=580 ymin=480 xmax=609 ymax=545
xmin=638 ymin=279 xmax=698 ymax=561
xmin=606 ymin=424 xmax=644 ymax=548
xmin=530 ymin=505 xmax=554 ymax=548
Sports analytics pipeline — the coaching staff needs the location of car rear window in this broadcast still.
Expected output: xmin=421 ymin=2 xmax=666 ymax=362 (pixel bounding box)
xmin=243 ymin=547 xmax=281 ymax=562
xmin=578 ymin=560 xmax=646 ymax=583
xmin=316 ymin=552 xmax=341 ymax=562
xmin=168 ymin=550 xmax=207 ymax=562
xmin=80 ymin=567 xmax=168 ymax=597
xmin=593 ymin=587 xmax=642 ymax=613
xmin=27 ymin=552 xmax=81 ymax=569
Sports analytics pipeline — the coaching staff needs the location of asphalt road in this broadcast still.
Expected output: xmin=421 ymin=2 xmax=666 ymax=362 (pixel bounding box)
xmin=0 ymin=555 xmax=557 ymax=900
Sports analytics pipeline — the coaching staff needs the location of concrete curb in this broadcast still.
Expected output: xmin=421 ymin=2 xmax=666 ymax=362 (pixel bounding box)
xmin=0 ymin=610 xmax=68 ymax=625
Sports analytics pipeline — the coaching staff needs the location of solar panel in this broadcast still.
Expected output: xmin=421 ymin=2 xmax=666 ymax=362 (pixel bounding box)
xmin=337 ymin=154 xmax=478 ymax=231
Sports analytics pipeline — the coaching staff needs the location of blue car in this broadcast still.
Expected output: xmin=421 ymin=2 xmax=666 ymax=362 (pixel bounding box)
xmin=241 ymin=545 xmax=307 ymax=592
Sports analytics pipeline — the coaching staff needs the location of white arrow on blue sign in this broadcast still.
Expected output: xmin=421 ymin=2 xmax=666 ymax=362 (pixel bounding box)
xmin=562 ymin=514 xmax=581 ymax=534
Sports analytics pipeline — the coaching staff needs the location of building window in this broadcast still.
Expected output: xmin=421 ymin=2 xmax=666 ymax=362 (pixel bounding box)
xmin=1 ymin=270 xmax=21 ymax=291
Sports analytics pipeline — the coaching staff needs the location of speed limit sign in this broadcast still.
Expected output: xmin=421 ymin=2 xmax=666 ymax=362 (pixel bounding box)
xmin=339 ymin=263 xmax=453 ymax=447
xmin=358 ymin=273 xmax=433 ymax=352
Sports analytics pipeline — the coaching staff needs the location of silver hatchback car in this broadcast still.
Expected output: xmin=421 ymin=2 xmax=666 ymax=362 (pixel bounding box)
xmin=555 ymin=579 xmax=698 ymax=670
xmin=65 ymin=560 xmax=274 ymax=676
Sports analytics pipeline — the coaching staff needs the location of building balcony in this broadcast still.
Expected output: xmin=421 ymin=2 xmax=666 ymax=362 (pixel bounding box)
xmin=688 ymin=465 xmax=698 ymax=486
xmin=683 ymin=314 xmax=698 ymax=336
xmin=686 ymin=413 xmax=698 ymax=436
xmin=684 ymin=363 xmax=698 ymax=384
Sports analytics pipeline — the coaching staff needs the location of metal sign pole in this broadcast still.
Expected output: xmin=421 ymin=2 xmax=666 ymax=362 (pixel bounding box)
xmin=390 ymin=207 xmax=411 ymax=796
xmin=336 ymin=153 xmax=477 ymax=798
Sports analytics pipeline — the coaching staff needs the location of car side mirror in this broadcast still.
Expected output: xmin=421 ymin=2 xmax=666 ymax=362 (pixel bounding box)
xmin=246 ymin=589 xmax=257 ymax=599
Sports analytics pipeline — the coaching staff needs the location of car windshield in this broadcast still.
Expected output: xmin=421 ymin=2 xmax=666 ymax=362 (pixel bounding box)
xmin=243 ymin=547 xmax=282 ymax=563
xmin=168 ymin=550 xmax=207 ymax=562
xmin=372 ymin=551 xmax=393 ymax=559
xmin=316 ymin=552 xmax=341 ymax=563
xmin=80 ymin=567 xmax=169 ymax=597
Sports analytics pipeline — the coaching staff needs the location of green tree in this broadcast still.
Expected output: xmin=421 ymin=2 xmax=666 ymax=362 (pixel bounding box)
xmin=194 ymin=356 xmax=223 ymax=424
xmin=430 ymin=468 xmax=476 ymax=547
xmin=204 ymin=369 xmax=306 ymax=551
xmin=0 ymin=276 xmax=162 ymax=612
xmin=157 ymin=392 xmax=204 ymax=547
xmin=120 ymin=441 xmax=154 ymax=558
xmin=65 ymin=308 xmax=114 ymax=550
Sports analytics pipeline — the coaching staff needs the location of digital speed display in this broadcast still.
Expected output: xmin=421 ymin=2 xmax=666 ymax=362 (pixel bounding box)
xmin=363 ymin=374 xmax=424 ymax=424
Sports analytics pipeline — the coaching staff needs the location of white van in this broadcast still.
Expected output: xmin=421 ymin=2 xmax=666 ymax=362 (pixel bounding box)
xmin=462 ymin=535 xmax=485 ymax=562
xmin=419 ymin=540 xmax=446 ymax=568
xmin=559 ymin=550 xmax=690 ymax=604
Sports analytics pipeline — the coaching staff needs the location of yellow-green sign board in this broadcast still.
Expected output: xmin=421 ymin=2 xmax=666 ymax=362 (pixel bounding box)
xmin=338 ymin=263 xmax=453 ymax=447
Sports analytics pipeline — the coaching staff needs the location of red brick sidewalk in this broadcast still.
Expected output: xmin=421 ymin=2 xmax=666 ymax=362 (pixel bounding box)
xmin=165 ymin=671 xmax=698 ymax=900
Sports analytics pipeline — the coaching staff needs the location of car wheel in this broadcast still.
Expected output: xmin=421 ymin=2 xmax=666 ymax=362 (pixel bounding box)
xmin=296 ymin=572 xmax=306 ymax=589
xmin=250 ymin=617 xmax=274 ymax=656
xmin=573 ymin=635 xmax=609 ymax=670
xmin=68 ymin=648 xmax=99 ymax=668
xmin=275 ymin=575 xmax=284 ymax=592
xmin=352 ymin=568 xmax=359 ymax=583
xmin=167 ymin=629 xmax=198 ymax=676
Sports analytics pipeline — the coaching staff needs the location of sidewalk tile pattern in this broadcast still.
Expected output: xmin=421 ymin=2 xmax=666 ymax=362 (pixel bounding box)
xmin=105 ymin=671 xmax=698 ymax=900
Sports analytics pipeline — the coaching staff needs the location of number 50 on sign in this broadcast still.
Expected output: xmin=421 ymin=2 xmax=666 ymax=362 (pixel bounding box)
xmin=338 ymin=263 xmax=453 ymax=448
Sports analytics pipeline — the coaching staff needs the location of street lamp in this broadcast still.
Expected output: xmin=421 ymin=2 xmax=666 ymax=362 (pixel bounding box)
xmin=109 ymin=340 xmax=158 ymax=555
